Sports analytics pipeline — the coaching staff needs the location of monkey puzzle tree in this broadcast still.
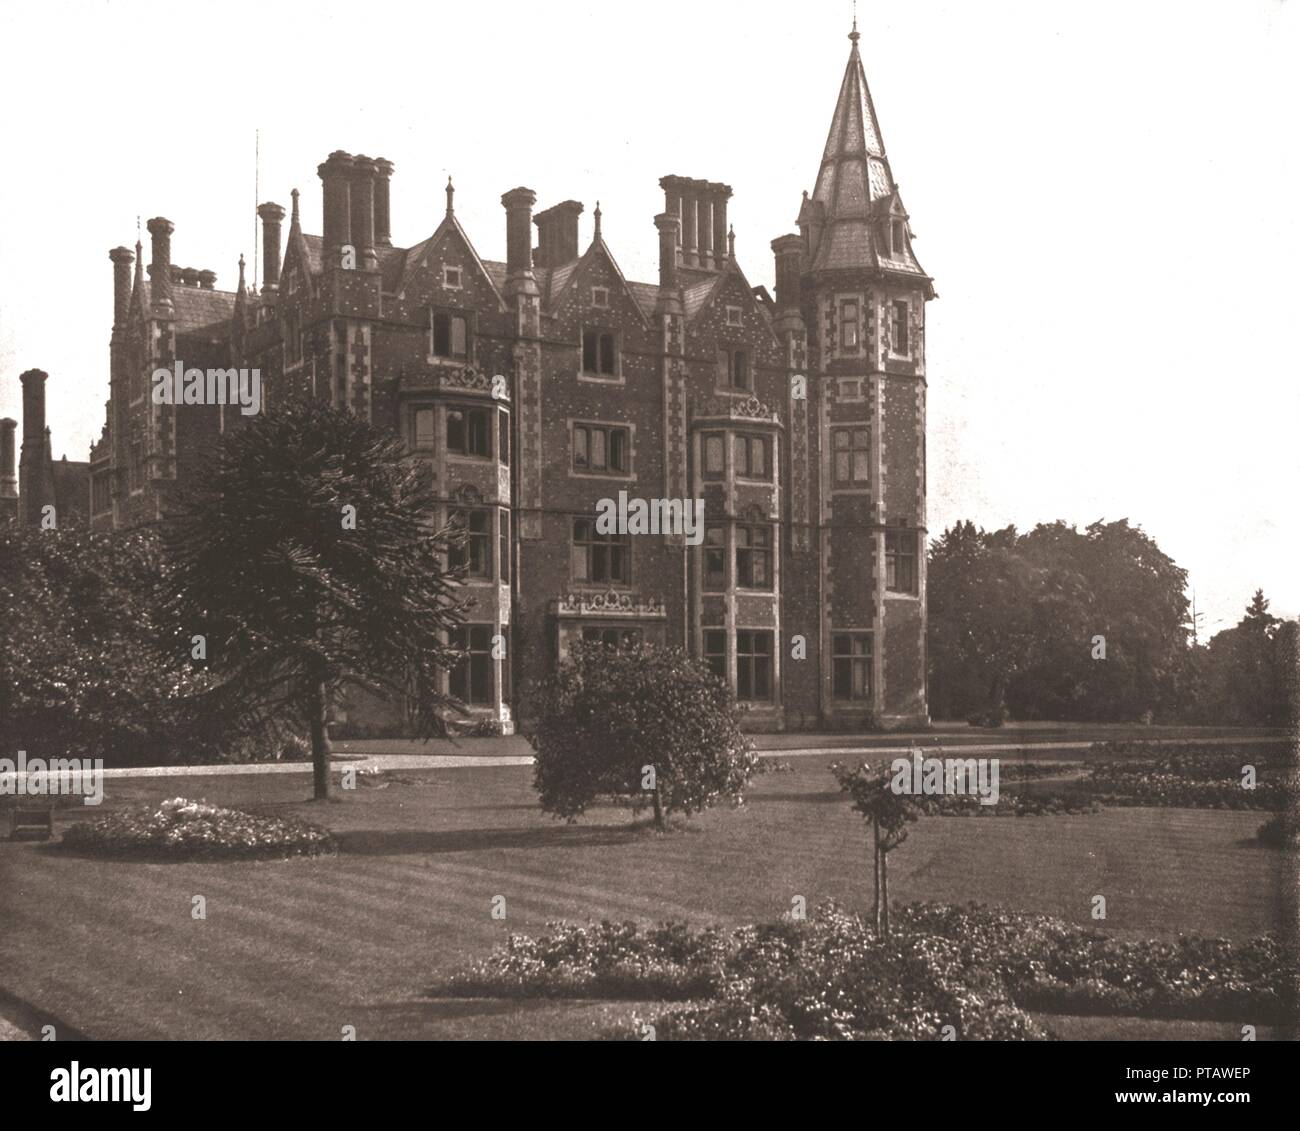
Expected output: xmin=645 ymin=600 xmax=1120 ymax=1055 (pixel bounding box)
xmin=832 ymin=761 xmax=920 ymax=938
xmin=529 ymin=641 xmax=757 ymax=831
xmin=164 ymin=398 xmax=467 ymax=799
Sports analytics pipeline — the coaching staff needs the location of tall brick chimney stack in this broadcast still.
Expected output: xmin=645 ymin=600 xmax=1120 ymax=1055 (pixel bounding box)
xmin=661 ymin=176 xmax=707 ymax=268
xmin=109 ymin=246 xmax=133 ymax=328
xmin=0 ymin=417 xmax=17 ymax=502
xmin=349 ymin=155 xmax=378 ymax=271
xmin=711 ymin=183 xmax=732 ymax=268
xmin=533 ymin=201 xmax=584 ymax=268
xmin=654 ymin=212 xmax=682 ymax=315
xmin=257 ymin=202 xmax=286 ymax=290
xmin=146 ymin=217 xmax=175 ymax=315
xmin=771 ymin=234 xmax=803 ymax=310
xmin=501 ymin=187 xmax=538 ymax=291
xmin=373 ymin=158 xmax=394 ymax=247
xmin=694 ymin=180 xmax=714 ymax=270
xmin=18 ymin=369 xmax=53 ymax=525
xmin=318 ymin=151 xmax=354 ymax=266
xmin=20 ymin=369 xmax=46 ymax=452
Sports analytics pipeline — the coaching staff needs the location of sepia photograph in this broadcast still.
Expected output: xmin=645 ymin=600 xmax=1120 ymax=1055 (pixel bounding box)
xmin=0 ymin=0 xmax=1296 ymax=1105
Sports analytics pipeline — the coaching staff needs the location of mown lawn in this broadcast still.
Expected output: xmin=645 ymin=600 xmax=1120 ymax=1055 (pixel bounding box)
xmin=0 ymin=759 xmax=1290 ymax=1040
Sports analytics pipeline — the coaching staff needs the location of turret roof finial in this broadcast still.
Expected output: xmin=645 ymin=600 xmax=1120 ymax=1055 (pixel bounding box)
xmin=850 ymin=0 xmax=860 ymax=44
xmin=290 ymin=188 xmax=300 ymax=227
xmin=446 ymin=176 xmax=455 ymax=216
xmin=594 ymin=200 xmax=602 ymax=239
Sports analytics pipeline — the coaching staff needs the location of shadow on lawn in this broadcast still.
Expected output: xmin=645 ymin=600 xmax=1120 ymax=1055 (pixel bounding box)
xmin=748 ymin=789 xmax=843 ymax=805
xmin=333 ymin=821 xmax=655 ymax=856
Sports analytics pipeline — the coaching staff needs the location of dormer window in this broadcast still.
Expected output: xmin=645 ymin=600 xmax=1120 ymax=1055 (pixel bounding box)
xmin=443 ymin=265 xmax=463 ymax=289
xmin=432 ymin=310 xmax=469 ymax=359
xmin=725 ymin=305 xmax=743 ymax=327
xmin=591 ymin=286 xmax=609 ymax=308
xmin=891 ymin=221 xmax=905 ymax=257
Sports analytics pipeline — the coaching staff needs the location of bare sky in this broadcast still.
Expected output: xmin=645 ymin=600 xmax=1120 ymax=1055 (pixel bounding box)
xmin=0 ymin=0 xmax=1295 ymax=635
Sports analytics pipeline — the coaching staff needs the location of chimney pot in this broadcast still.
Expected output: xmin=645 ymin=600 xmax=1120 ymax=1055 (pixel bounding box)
xmin=0 ymin=417 xmax=17 ymax=501
xmin=18 ymin=370 xmax=52 ymax=526
xmin=711 ymin=182 xmax=733 ymax=267
xmin=109 ymin=246 xmax=134 ymax=328
xmin=318 ymin=152 xmax=354 ymax=262
xmin=533 ymin=200 xmax=584 ymax=268
xmin=257 ymin=201 xmax=286 ymax=290
xmin=146 ymin=217 xmax=175 ymax=312
xmin=198 ymin=269 xmax=217 ymax=290
xmin=501 ymin=187 xmax=537 ymax=279
xmin=349 ymin=155 xmax=378 ymax=270
xmin=654 ymin=212 xmax=681 ymax=308
xmin=373 ymin=158 xmax=394 ymax=247
xmin=771 ymin=233 xmax=803 ymax=310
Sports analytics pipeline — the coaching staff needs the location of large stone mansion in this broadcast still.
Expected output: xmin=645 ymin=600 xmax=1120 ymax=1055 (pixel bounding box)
xmin=72 ymin=23 xmax=934 ymax=732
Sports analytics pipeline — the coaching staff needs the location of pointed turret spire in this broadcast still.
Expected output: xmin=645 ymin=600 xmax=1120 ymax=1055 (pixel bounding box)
xmin=801 ymin=20 xmax=930 ymax=286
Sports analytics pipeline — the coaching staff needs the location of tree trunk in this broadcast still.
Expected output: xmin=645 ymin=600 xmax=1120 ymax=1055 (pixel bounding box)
xmin=881 ymin=847 xmax=891 ymax=939
xmin=989 ymin=671 xmax=1007 ymax=716
xmin=652 ymin=783 xmax=664 ymax=831
xmin=309 ymin=680 xmax=333 ymax=801
xmin=872 ymin=819 xmax=882 ymax=937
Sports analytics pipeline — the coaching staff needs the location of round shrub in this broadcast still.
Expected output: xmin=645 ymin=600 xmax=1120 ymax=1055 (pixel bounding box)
xmin=61 ymin=797 xmax=335 ymax=860
xmin=529 ymin=642 xmax=757 ymax=829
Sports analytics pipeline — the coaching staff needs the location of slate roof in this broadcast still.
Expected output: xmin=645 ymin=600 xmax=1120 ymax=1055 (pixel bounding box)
xmin=808 ymin=30 xmax=929 ymax=281
xmin=135 ymin=281 xmax=238 ymax=334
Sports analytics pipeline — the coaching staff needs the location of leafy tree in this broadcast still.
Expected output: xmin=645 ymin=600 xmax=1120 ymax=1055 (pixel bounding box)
xmin=164 ymin=399 xmax=466 ymax=799
xmin=529 ymin=641 xmax=756 ymax=830
xmin=0 ymin=524 xmax=216 ymax=765
xmin=831 ymin=761 xmax=919 ymax=937
xmin=1200 ymin=590 xmax=1295 ymax=726
xmin=927 ymin=522 xmax=1090 ymax=723
xmin=929 ymin=518 xmax=1188 ymax=723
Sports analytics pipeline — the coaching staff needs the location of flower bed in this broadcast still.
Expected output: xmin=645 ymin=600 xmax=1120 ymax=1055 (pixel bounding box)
xmin=895 ymin=903 xmax=1294 ymax=1025
xmin=910 ymin=791 xmax=1098 ymax=817
xmin=439 ymin=900 xmax=1295 ymax=1039
xmin=60 ymin=797 xmax=336 ymax=861
xmin=1084 ymin=742 xmax=1287 ymax=811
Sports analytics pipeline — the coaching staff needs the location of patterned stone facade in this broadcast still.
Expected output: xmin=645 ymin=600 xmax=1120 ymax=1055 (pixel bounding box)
xmin=87 ymin=26 xmax=934 ymax=732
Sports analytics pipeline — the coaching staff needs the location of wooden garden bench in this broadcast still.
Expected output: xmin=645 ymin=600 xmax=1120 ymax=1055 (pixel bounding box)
xmin=9 ymin=805 xmax=54 ymax=841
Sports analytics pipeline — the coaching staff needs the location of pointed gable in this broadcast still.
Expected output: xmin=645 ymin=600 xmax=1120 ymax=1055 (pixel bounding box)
xmin=549 ymin=227 xmax=650 ymax=328
xmin=684 ymin=260 xmax=780 ymax=352
xmin=395 ymin=213 xmax=505 ymax=312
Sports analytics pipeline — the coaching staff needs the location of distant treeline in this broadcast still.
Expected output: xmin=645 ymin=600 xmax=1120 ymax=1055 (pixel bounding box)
xmin=928 ymin=519 xmax=1297 ymax=726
